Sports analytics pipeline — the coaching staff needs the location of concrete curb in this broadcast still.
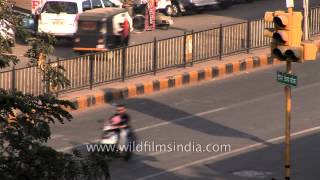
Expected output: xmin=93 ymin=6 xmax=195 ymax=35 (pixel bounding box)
xmin=68 ymin=54 xmax=281 ymax=111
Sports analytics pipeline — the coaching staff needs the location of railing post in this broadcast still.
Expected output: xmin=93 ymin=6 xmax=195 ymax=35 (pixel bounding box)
xmin=11 ymin=65 xmax=16 ymax=91
xmin=89 ymin=54 xmax=94 ymax=90
xmin=219 ymin=24 xmax=223 ymax=60
xmin=46 ymin=58 xmax=51 ymax=93
xmin=56 ymin=58 xmax=60 ymax=97
xmin=122 ymin=47 xmax=127 ymax=82
xmin=42 ymin=70 xmax=46 ymax=94
xmin=191 ymin=29 xmax=194 ymax=66
xmin=183 ymin=30 xmax=187 ymax=67
xmin=153 ymin=37 xmax=157 ymax=75
xmin=246 ymin=20 xmax=251 ymax=54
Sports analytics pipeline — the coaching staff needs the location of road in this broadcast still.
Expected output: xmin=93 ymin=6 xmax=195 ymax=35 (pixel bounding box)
xmin=12 ymin=0 xmax=320 ymax=64
xmin=48 ymin=59 xmax=320 ymax=180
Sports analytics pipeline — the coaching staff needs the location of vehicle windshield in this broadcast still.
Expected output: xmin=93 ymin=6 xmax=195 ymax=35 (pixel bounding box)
xmin=42 ymin=2 xmax=78 ymax=14
xmin=102 ymin=0 xmax=115 ymax=7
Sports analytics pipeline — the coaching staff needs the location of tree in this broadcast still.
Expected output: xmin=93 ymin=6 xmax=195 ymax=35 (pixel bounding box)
xmin=0 ymin=1 xmax=110 ymax=179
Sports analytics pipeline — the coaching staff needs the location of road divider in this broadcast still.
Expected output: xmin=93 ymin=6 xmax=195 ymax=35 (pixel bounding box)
xmin=67 ymin=54 xmax=281 ymax=111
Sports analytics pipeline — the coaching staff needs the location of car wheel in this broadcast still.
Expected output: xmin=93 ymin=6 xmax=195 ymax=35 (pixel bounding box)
xmin=165 ymin=5 xmax=173 ymax=16
xmin=171 ymin=3 xmax=180 ymax=17
xmin=219 ymin=1 xmax=232 ymax=9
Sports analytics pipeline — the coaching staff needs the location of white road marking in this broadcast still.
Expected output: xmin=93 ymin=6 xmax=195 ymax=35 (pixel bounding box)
xmin=136 ymin=126 xmax=320 ymax=180
xmin=50 ymin=134 xmax=64 ymax=139
xmin=57 ymin=81 xmax=320 ymax=152
xmin=134 ymin=107 xmax=228 ymax=132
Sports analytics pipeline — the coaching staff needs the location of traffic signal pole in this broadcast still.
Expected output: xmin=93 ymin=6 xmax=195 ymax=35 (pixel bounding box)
xmin=285 ymin=60 xmax=292 ymax=180
xmin=284 ymin=6 xmax=293 ymax=180
xmin=265 ymin=2 xmax=318 ymax=179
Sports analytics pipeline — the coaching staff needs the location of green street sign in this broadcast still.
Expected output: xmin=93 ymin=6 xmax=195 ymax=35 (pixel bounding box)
xmin=277 ymin=71 xmax=297 ymax=87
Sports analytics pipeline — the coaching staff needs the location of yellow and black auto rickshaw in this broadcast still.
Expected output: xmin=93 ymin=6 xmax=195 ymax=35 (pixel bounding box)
xmin=73 ymin=8 xmax=133 ymax=54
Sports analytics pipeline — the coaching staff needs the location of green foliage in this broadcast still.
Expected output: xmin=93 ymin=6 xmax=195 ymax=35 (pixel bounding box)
xmin=0 ymin=1 xmax=111 ymax=180
xmin=44 ymin=63 xmax=71 ymax=89
xmin=0 ymin=0 xmax=25 ymax=68
xmin=25 ymin=33 xmax=56 ymax=65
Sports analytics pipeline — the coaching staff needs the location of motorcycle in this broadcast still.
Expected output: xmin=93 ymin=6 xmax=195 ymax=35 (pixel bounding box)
xmin=132 ymin=3 xmax=173 ymax=32
xmin=100 ymin=123 xmax=135 ymax=161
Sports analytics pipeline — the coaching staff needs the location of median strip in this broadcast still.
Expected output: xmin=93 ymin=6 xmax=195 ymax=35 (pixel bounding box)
xmin=67 ymin=54 xmax=281 ymax=111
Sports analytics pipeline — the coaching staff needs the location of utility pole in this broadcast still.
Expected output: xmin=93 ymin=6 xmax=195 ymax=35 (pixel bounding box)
xmin=303 ymin=0 xmax=309 ymax=40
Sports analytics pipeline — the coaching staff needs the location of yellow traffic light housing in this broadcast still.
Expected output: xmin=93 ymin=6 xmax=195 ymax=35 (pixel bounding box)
xmin=264 ymin=10 xmax=304 ymax=62
xmin=302 ymin=42 xmax=318 ymax=61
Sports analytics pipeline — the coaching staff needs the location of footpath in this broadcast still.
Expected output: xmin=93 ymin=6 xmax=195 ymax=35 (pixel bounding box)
xmin=60 ymin=47 xmax=285 ymax=111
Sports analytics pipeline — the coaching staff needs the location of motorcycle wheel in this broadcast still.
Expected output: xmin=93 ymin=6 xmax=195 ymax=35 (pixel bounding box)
xmin=123 ymin=151 xmax=132 ymax=161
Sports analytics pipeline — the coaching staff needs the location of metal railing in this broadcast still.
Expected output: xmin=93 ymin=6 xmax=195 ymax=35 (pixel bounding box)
xmin=1 ymin=6 xmax=320 ymax=95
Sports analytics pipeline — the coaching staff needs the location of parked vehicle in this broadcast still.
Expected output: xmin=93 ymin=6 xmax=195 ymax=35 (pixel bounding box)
xmin=36 ymin=0 xmax=119 ymax=39
xmin=155 ymin=0 xmax=174 ymax=16
xmin=37 ymin=0 xmax=85 ymax=39
xmin=0 ymin=19 xmax=15 ymax=46
xmin=132 ymin=3 xmax=173 ymax=31
xmin=73 ymin=8 xmax=133 ymax=53
xmin=21 ymin=14 xmax=37 ymax=35
xmin=82 ymin=0 xmax=121 ymax=11
xmin=116 ymin=0 xmax=173 ymax=16
xmin=232 ymin=0 xmax=254 ymax=3
xmin=171 ymin=0 xmax=232 ymax=16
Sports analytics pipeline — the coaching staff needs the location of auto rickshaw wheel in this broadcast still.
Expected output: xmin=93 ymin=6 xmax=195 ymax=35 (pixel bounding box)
xmin=158 ymin=24 xmax=170 ymax=30
xmin=76 ymin=51 xmax=87 ymax=55
xmin=132 ymin=15 xmax=145 ymax=33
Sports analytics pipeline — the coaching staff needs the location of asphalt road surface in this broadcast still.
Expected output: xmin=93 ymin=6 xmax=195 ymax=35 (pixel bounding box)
xmin=48 ymin=59 xmax=320 ymax=180
xmin=12 ymin=0 xmax=320 ymax=63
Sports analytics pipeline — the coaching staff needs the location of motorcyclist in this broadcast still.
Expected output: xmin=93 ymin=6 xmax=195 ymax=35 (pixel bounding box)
xmin=102 ymin=104 xmax=134 ymax=160
xmin=107 ymin=104 xmax=132 ymax=147
xmin=110 ymin=104 xmax=131 ymax=129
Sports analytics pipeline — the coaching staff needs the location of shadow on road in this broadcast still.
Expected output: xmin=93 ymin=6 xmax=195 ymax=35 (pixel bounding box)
xmin=206 ymin=132 xmax=320 ymax=180
xmin=122 ymin=98 xmax=272 ymax=146
xmin=70 ymin=129 xmax=320 ymax=179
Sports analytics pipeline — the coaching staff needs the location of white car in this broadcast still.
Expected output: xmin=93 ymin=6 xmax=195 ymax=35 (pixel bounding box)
xmin=37 ymin=0 xmax=126 ymax=39
xmin=0 ymin=19 xmax=15 ymax=46
xmin=37 ymin=0 xmax=85 ymax=39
